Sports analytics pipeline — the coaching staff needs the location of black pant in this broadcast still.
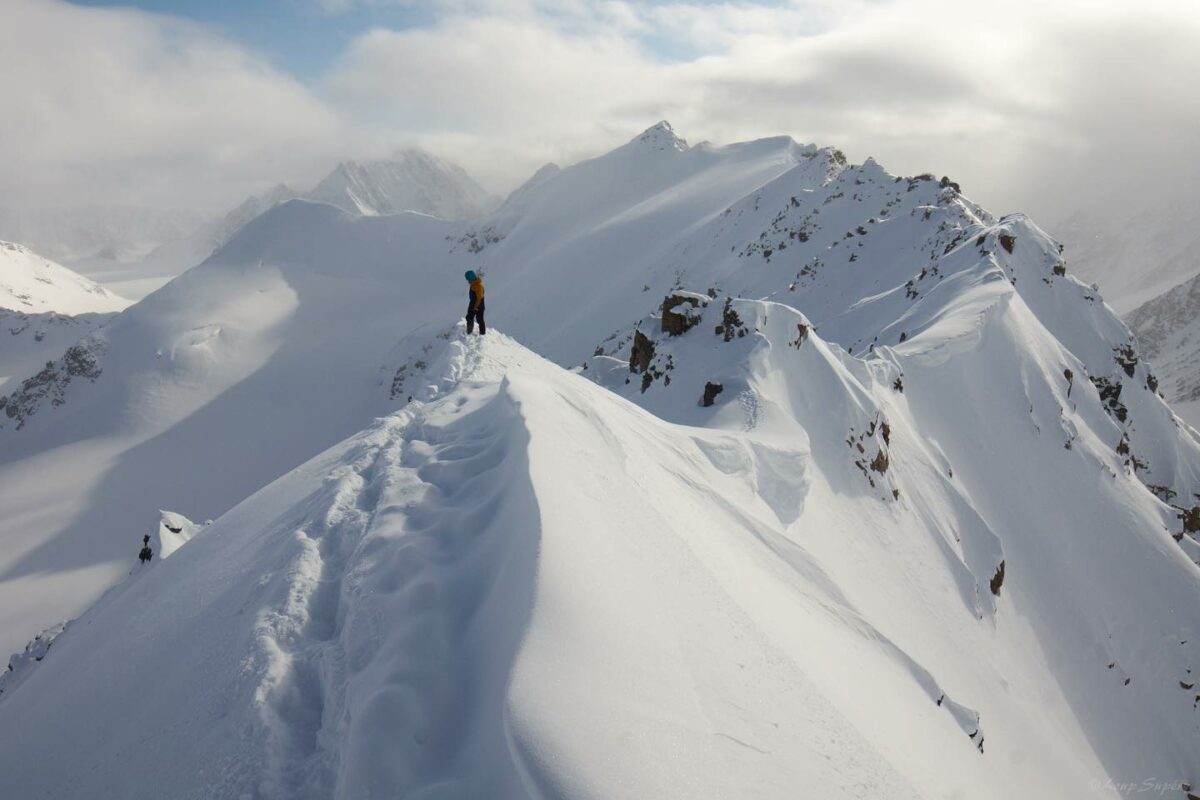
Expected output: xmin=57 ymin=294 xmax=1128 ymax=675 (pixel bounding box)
xmin=467 ymin=299 xmax=486 ymax=335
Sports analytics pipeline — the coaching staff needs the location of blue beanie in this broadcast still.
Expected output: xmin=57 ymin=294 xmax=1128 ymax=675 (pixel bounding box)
xmin=464 ymin=270 xmax=477 ymax=282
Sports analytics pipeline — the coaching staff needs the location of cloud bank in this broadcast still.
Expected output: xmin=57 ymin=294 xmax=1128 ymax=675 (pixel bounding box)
xmin=3 ymin=0 xmax=1198 ymax=223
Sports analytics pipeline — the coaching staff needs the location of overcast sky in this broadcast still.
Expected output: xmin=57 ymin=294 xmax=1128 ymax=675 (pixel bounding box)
xmin=3 ymin=0 xmax=1198 ymax=223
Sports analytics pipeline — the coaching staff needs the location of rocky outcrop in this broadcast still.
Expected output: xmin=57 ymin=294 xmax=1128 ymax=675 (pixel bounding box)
xmin=701 ymin=382 xmax=724 ymax=407
xmin=1 ymin=339 xmax=104 ymax=430
xmin=661 ymin=294 xmax=705 ymax=336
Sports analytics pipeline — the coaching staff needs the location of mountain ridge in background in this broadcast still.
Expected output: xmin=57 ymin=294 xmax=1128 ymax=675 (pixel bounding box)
xmin=1125 ymin=271 xmax=1200 ymax=428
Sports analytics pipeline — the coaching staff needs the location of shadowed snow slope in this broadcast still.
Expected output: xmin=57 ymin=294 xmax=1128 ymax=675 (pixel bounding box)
xmin=1 ymin=330 xmax=1196 ymax=799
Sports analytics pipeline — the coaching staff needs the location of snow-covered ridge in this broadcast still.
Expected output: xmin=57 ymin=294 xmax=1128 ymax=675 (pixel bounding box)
xmin=136 ymin=150 xmax=501 ymax=282
xmin=1 ymin=122 xmax=1199 ymax=797
xmin=2 ymin=329 xmax=1197 ymax=797
xmin=0 ymin=240 xmax=127 ymax=315
xmin=309 ymin=150 xmax=500 ymax=219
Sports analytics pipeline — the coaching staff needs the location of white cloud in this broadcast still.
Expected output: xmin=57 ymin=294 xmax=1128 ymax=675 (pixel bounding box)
xmin=2 ymin=0 xmax=1198 ymax=226
xmin=0 ymin=0 xmax=341 ymax=210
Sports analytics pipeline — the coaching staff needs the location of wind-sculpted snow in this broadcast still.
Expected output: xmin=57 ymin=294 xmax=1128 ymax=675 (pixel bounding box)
xmin=2 ymin=330 xmax=1196 ymax=798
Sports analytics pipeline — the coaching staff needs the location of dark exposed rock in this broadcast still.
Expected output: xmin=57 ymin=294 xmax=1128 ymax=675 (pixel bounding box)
xmin=714 ymin=298 xmax=747 ymax=342
xmin=870 ymin=449 xmax=889 ymax=474
xmin=791 ymin=323 xmax=809 ymax=348
xmin=629 ymin=330 xmax=655 ymax=374
xmin=1113 ymin=344 xmax=1138 ymax=378
xmin=1180 ymin=506 xmax=1200 ymax=534
xmin=3 ymin=341 xmax=104 ymax=430
xmin=1063 ymin=368 xmax=1074 ymax=397
xmin=990 ymin=561 xmax=1006 ymax=596
xmin=999 ymin=233 xmax=1016 ymax=254
xmin=701 ymin=382 xmax=724 ymax=407
xmin=1090 ymin=376 xmax=1128 ymax=423
xmin=661 ymin=295 xmax=704 ymax=336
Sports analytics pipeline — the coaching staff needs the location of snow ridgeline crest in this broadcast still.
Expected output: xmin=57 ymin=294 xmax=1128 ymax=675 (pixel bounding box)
xmin=675 ymin=145 xmax=1200 ymax=548
xmin=0 ymin=331 xmax=1011 ymax=796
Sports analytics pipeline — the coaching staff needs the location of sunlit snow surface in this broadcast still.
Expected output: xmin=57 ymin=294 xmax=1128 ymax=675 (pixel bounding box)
xmin=0 ymin=124 xmax=1198 ymax=798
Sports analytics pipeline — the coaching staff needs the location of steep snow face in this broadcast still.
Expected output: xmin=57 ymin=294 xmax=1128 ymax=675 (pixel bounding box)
xmin=0 ymin=240 xmax=127 ymax=315
xmin=308 ymin=150 xmax=500 ymax=219
xmin=1125 ymin=273 xmax=1200 ymax=428
xmin=592 ymin=291 xmax=1200 ymax=790
xmin=1 ymin=332 xmax=1196 ymax=799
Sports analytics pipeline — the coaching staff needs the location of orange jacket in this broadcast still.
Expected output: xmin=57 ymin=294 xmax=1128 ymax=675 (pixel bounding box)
xmin=468 ymin=277 xmax=485 ymax=307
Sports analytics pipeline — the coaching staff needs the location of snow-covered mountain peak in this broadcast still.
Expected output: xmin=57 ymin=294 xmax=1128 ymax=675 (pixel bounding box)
xmin=631 ymin=120 xmax=689 ymax=151
xmin=309 ymin=150 xmax=501 ymax=220
xmin=0 ymin=240 xmax=128 ymax=315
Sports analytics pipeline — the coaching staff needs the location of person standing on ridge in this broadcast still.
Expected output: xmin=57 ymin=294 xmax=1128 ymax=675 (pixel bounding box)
xmin=138 ymin=534 xmax=153 ymax=565
xmin=465 ymin=270 xmax=486 ymax=335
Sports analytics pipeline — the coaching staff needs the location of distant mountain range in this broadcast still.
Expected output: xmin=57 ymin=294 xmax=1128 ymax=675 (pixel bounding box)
xmin=1125 ymin=271 xmax=1200 ymax=427
xmin=135 ymin=149 xmax=501 ymax=284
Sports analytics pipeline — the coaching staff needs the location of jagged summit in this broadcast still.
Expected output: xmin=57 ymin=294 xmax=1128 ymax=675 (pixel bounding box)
xmin=308 ymin=149 xmax=501 ymax=220
xmin=630 ymin=120 xmax=689 ymax=151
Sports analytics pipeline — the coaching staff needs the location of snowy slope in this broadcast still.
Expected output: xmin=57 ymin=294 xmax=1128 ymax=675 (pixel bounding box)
xmin=1 ymin=331 xmax=1196 ymax=798
xmin=1 ymin=122 xmax=1199 ymax=796
xmin=3 ymin=122 xmax=1197 ymax=653
xmin=1126 ymin=273 xmax=1200 ymax=428
xmin=0 ymin=240 xmax=127 ymax=315
xmin=136 ymin=184 xmax=302 ymax=282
